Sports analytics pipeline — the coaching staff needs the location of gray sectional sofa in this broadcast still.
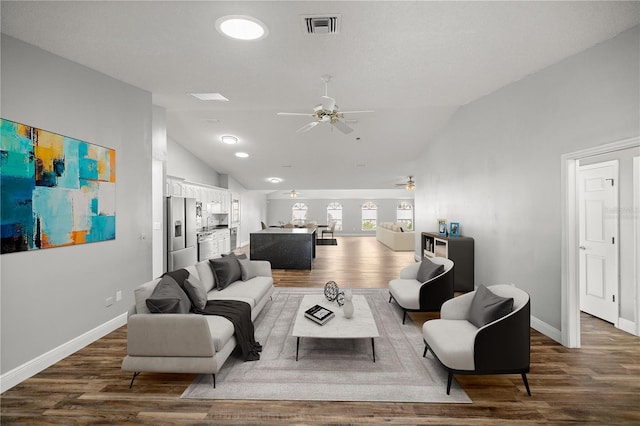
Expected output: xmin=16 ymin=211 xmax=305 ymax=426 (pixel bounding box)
xmin=121 ymin=257 xmax=274 ymax=388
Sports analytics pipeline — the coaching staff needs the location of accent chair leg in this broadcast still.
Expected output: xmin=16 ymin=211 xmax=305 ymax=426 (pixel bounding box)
xmin=521 ymin=373 xmax=531 ymax=396
xmin=212 ymin=374 xmax=216 ymax=389
xmin=388 ymin=294 xmax=392 ymax=303
xmin=446 ymin=372 xmax=453 ymax=395
xmin=402 ymin=310 xmax=406 ymax=324
xmin=423 ymin=344 xmax=428 ymax=358
xmin=129 ymin=372 xmax=140 ymax=389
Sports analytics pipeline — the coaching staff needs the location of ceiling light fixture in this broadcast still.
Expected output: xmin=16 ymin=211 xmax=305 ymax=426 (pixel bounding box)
xmin=235 ymin=152 xmax=249 ymax=158
xmin=216 ymin=15 xmax=268 ymax=41
xmin=189 ymin=92 xmax=229 ymax=101
xmin=290 ymin=190 xmax=298 ymax=198
xmin=221 ymin=135 xmax=238 ymax=145
xmin=268 ymin=177 xmax=282 ymax=184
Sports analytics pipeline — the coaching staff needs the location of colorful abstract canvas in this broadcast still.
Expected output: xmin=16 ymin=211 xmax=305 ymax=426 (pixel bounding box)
xmin=1 ymin=119 xmax=116 ymax=253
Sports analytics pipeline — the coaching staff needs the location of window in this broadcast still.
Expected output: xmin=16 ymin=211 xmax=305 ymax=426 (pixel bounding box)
xmin=326 ymin=202 xmax=343 ymax=231
xmin=291 ymin=202 xmax=308 ymax=224
xmin=396 ymin=202 xmax=413 ymax=230
xmin=361 ymin=201 xmax=377 ymax=230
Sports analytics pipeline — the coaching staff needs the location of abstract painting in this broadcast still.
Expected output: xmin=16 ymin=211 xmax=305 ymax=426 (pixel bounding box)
xmin=1 ymin=118 xmax=116 ymax=253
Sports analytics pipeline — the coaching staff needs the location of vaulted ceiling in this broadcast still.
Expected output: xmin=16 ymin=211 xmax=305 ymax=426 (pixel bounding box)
xmin=2 ymin=1 xmax=639 ymax=193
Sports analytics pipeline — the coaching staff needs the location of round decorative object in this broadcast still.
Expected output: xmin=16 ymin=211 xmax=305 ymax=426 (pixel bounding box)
xmin=324 ymin=281 xmax=340 ymax=302
xmin=336 ymin=291 xmax=345 ymax=307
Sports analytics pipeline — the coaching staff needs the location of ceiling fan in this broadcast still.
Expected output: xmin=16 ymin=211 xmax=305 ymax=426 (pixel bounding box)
xmin=395 ymin=176 xmax=416 ymax=190
xmin=277 ymin=75 xmax=374 ymax=134
xmin=284 ymin=190 xmax=302 ymax=198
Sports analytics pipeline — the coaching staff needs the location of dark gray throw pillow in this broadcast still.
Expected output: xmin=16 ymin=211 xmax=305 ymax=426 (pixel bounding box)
xmin=416 ymin=258 xmax=445 ymax=282
xmin=184 ymin=275 xmax=208 ymax=310
xmin=468 ymin=284 xmax=514 ymax=328
xmin=209 ymin=255 xmax=242 ymax=290
xmin=146 ymin=275 xmax=191 ymax=314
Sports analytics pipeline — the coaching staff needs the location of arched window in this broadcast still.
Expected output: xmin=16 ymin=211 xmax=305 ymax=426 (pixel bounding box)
xmin=396 ymin=202 xmax=413 ymax=230
xmin=361 ymin=201 xmax=377 ymax=230
xmin=326 ymin=202 xmax=343 ymax=231
xmin=291 ymin=202 xmax=308 ymax=225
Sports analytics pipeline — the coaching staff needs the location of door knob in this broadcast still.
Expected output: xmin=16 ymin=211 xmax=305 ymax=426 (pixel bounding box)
xmin=579 ymin=246 xmax=586 ymax=250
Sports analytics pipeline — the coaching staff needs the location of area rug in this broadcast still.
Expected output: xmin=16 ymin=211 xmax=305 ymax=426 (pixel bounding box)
xmin=316 ymin=238 xmax=337 ymax=245
xmin=181 ymin=288 xmax=471 ymax=403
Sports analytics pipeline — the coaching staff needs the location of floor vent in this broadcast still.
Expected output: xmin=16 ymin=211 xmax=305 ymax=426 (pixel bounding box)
xmin=301 ymin=15 xmax=340 ymax=34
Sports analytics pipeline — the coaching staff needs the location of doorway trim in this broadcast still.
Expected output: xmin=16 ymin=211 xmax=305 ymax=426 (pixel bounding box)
xmin=561 ymin=136 xmax=639 ymax=348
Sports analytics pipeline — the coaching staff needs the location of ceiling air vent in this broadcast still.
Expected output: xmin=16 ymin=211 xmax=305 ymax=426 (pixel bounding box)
xmin=301 ymin=15 xmax=340 ymax=35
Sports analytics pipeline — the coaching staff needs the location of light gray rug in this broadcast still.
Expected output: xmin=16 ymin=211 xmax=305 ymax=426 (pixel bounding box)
xmin=181 ymin=288 xmax=471 ymax=403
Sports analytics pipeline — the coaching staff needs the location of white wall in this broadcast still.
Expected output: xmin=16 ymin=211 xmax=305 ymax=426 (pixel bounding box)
xmin=166 ymin=137 xmax=219 ymax=187
xmin=1 ymin=36 xmax=153 ymax=377
xmin=415 ymin=26 xmax=639 ymax=332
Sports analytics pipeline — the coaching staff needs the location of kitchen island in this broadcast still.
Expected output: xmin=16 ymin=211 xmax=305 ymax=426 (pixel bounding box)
xmin=250 ymin=228 xmax=316 ymax=270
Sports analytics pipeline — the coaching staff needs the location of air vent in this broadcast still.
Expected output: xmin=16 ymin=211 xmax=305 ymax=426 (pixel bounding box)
xmin=301 ymin=15 xmax=340 ymax=34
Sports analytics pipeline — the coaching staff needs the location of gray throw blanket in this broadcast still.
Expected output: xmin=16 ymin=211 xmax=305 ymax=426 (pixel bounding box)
xmin=163 ymin=269 xmax=261 ymax=361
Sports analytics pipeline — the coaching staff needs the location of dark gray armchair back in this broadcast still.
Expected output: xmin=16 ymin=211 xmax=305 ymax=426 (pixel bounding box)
xmin=473 ymin=286 xmax=531 ymax=373
xmin=418 ymin=261 xmax=455 ymax=312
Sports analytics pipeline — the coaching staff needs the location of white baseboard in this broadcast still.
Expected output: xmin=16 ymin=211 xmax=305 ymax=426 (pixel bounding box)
xmin=0 ymin=312 xmax=127 ymax=394
xmin=617 ymin=317 xmax=639 ymax=336
xmin=531 ymin=315 xmax=563 ymax=344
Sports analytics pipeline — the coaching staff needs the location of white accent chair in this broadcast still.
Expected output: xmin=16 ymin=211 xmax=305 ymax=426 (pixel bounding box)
xmin=422 ymin=284 xmax=531 ymax=396
xmin=388 ymin=257 xmax=454 ymax=324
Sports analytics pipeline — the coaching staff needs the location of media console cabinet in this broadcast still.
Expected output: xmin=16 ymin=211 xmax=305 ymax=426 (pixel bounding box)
xmin=421 ymin=232 xmax=474 ymax=292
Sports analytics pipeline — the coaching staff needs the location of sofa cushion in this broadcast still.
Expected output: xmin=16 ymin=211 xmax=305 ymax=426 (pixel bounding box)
xmin=238 ymin=257 xmax=257 ymax=281
xmin=209 ymin=255 xmax=242 ymax=290
xmin=184 ymin=275 xmax=208 ymax=310
xmin=423 ymin=319 xmax=478 ymax=370
xmin=204 ymin=315 xmax=236 ymax=352
xmin=146 ymin=275 xmax=191 ymax=314
xmin=468 ymin=284 xmax=514 ymax=328
xmin=416 ymin=258 xmax=445 ymax=283
xmin=195 ymin=260 xmax=216 ymax=292
xmin=207 ymin=276 xmax=274 ymax=309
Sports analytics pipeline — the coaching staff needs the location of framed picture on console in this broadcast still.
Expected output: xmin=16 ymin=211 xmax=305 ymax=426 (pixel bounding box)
xmin=437 ymin=218 xmax=447 ymax=236
xmin=450 ymin=222 xmax=460 ymax=237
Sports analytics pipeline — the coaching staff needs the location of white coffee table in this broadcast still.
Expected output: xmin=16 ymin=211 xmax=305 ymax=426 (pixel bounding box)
xmin=292 ymin=294 xmax=380 ymax=362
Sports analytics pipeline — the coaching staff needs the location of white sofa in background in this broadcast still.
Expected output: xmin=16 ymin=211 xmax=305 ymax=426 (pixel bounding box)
xmin=121 ymin=258 xmax=274 ymax=388
xmin=376 ymin=222 xmax=415 ymax=251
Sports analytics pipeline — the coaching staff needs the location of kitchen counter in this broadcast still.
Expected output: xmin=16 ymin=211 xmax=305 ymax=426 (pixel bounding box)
xmin=250 ymin=228 xmax=316 ymax=269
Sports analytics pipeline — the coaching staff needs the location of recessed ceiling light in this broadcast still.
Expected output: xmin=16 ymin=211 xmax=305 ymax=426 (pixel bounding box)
xmin=267 ymin=177 xmax=282 ymax=184
xmin=235 ymin=152 xmax=249 ymax=158
xmin=221 ymin=135 xmax=238 ymax=145
xmin=216 ymin=15 xmax=268 ymax=41
xmin=189 ymin=92 xmax=229 ymax=101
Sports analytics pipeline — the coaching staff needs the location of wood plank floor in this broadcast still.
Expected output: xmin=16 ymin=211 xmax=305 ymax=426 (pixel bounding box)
xmin=2 ymin=236 xmax=639 ymax=425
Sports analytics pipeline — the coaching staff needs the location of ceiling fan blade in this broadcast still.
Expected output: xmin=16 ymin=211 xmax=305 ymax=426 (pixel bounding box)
xmin=321 ymin=96 xmax=336 ymax=112
xmin=296 ymin=121 xmax=319 ymax=133
xmin=339 ymin=110 xmax=375 ymax=114
xmin=332 ymin=120 xmax=353 ymax=134
xmin=277 ymin=112 xmax=315 ymax=116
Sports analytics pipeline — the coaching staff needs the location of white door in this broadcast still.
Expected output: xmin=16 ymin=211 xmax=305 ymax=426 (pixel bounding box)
xmin=578 ymin=161 xmax=619 ymax=324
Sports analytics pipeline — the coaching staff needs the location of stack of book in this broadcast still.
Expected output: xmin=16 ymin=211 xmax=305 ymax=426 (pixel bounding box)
xmin=304 ymin=304 xmax=335 ymax=325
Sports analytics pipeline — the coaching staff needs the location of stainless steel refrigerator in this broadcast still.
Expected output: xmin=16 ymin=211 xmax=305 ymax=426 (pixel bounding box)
xmin=167 ymin=196 xmax=197 ymax=271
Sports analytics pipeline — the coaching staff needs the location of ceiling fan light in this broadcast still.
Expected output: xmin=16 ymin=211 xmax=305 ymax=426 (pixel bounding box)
xmin=221 ymin=135 xmax=238 ymax=145
xmin=290 ymin=190 xmax=298 ymax=198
